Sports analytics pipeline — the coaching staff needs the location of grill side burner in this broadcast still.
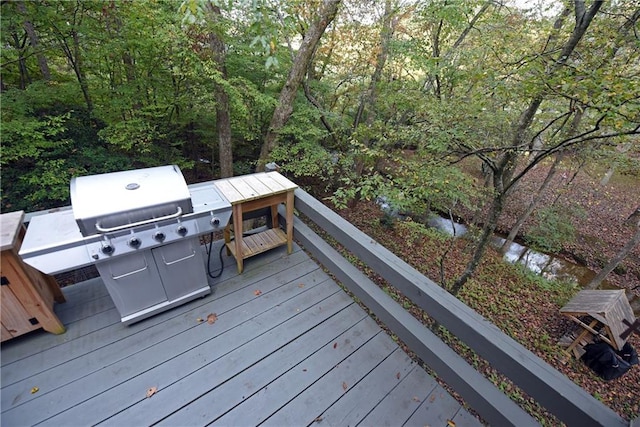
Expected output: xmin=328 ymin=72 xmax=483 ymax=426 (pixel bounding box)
xmin=19 ymin=166 xmax=232 ymax=325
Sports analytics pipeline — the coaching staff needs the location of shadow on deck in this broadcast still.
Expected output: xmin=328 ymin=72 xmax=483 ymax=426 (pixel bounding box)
xmin=1 ymin=242 xmax=480 ymax=426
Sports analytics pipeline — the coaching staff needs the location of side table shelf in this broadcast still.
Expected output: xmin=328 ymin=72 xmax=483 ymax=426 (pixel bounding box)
xmin=226 ymin=228 xmax=288 ymax=260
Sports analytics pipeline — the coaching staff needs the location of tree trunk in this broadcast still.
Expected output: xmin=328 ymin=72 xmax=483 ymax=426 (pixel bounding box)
xmin=257 ymin=0 xmax=341 ymax=171
xmin=422 ymin=0 xmax=493 ymax=95
xmin=451 ymin=152 xmax=515 ymax=296
xmin=10 ymin=31 xmax=30 ymax=89
xmin=600 ymin=142 xmax=632 ymax=186
xmin=353 ymin=0 xmax=394 ymax=130
xmin=585 ymin=226 xmax=640 ymax=290
xmin=625 ymin=207 xmax=640 ymax=228
xmin=17 ymin=1 xmax=51 ymax=81
xmin=450 ymin=181 xmax=507 ymax=296
xmin=452 ymin=1 xmax=603 ymax=294
xmin=352 ymin=0 xmax=394 ymax=176
xmin=71 ymin=28 xmax=93 ymax=114
xmin=500 ymin=153 xmax=563 ymax=254
xmin=206 ymin=2 xmax=233 ymax=178
xmin=500 ymin=105 xmax=585 ymax=252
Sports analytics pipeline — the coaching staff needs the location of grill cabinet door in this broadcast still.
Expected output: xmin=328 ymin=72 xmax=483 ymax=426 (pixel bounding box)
xmin=96 ymin=251 xmax=167 ymax=317
xmin=153 ymin=238 xmax=208 ymax=301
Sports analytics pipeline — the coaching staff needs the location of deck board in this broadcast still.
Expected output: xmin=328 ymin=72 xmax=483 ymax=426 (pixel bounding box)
xmin=1 ymin=242 xmax=482 ymax=426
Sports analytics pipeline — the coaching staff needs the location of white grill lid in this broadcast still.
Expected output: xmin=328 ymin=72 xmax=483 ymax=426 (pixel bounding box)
xmin=70 ymin=165 xmax=192 ymax=236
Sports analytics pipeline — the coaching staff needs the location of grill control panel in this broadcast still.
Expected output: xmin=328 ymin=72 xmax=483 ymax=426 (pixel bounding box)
xmin=85 ymin=210 xmax=229 ymax=261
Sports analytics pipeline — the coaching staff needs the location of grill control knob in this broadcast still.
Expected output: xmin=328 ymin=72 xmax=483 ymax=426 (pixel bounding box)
xmin=128 ymin=237 xmax=141 ymax=248
xmin=153 ymin=231 xmax=166 ymax=242
xmin=210 ymin=217 xmax=221 ymax=228
xmin=101 ymin=244 xmax=115 ymax=255
xmin=176 ymin=225 xmax=188 ymax=236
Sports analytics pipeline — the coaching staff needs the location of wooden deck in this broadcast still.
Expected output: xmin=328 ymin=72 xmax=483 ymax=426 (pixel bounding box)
xmin=1 ymin=242 xmax=482 ymax=426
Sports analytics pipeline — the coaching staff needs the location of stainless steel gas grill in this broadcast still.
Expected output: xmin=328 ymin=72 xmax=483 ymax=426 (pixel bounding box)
xmin=19 ymin=165 xmax=232 ymax=325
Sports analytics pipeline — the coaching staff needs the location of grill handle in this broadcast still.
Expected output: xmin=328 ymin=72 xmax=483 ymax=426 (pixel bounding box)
xmin=111 ymin=262 xmax=149 ymax=280
xmin=162 ymin=250 xmax=196 ymax=266
xmin=95 ymin=206 xmax=183 ymax=233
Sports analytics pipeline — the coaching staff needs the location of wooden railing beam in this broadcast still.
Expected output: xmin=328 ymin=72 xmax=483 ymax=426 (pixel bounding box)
xmin=289 ymin=188 xmax=627 ymax=427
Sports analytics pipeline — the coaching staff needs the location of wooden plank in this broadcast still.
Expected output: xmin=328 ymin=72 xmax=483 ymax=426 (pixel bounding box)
xmin=242 ymin=229 xmax=287 ymax=257
xmin=451 ymin=406 xmax=487 ymax=427
xmin=214 ymin=330 xmax=384 ymax=426
xmin=0 ymin=211 xmax=24 ymax=251
xmin=35 ymin=284 xmax=347 ymax=426
xmin=1 ymin=323 xmax=13 ymax=342
xmin=213 ymin=180 xmax=244 ymax=204
xmin=259 ymin=331 xmax=397 ymax=427
xmin=0 ymin=283 xmax=38 ymax=338
xmin=228 ymin=177 xmax=260 ymax=200
xmin=316 ymin=347 xmax=416 ymax=426
xmin=241 ymin=174 xmax=275 ymax=197
xmin=55 ymin=276 xmax=109 ymax=307
xmin=1 ymin=257 xmax=323 ymax=412
xmin=560 ymin=290 xmax=623 ymax=314
xmin=227 ymin=229 xmax=288 ymax=259
xmin=261 ymin=172 xmax=298 ymax=192
xmin=292 ymin=189 xmax=625 ymax=427
xmin=54 ymin=294 xmax=114 ymax=325
xmin=107 ymin=300 xmax=371 ymax=426
xmin=398 ymin=368 xmax=467 ymax=427
xmin=2 ymin=268 xmax=332 ymax=422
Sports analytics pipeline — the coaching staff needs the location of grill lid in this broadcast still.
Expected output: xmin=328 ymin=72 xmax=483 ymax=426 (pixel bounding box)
xmin=70 ymin=165 xmax=193 ymax=236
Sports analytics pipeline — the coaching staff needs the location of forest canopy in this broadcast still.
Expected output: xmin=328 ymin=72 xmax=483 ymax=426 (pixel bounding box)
xmin=2 ymin=0 xmax=637 ymax=213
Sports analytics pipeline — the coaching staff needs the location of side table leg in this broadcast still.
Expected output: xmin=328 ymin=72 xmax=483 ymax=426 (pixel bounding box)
xmin=286 ymin=190 xmax=294 ymax=254
xmin=233 ymin=204 xmax=244 ymax=273
xmin=224 ymin=225 xmax=232 ymax=256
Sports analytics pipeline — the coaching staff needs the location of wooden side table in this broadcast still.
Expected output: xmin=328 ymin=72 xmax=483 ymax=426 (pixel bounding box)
xmin=214 ymin=172 xmax=298 ymax=273
xmin=1 ymin=211 xmax=66 ymax=341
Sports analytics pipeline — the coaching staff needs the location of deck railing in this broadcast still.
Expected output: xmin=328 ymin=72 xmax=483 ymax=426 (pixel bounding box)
xmin=287 ymin=188 xmax=629 ymax=427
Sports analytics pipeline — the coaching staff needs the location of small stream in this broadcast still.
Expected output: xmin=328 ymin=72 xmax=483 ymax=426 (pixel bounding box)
xmin=425 ymin=214 xmax=610 ymax=288
xmin=377 ymin=197 xmax=640 ymax=314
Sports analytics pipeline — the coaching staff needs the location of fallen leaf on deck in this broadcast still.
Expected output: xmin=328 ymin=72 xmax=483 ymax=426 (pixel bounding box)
xmin=333 ymin=342 xmax=338 ymax=349
xmin=146 ymin=387 xmax=157 ymax=398
xmin=447 ymin=420 xmax=456 ymax=427
xmin=254 ymin=289 xmax=262 ymax=296
xmin=412 ymin=396 xmax=421 ymax=402
xmin=342 ymin=381 xmax=348 ymax=391
xmin=30 ymin=387 xmax=39 ymax=394
xmin=298 ymin=283 xmax=305 ymax=288
xmin=396 ymin=372 xmax=401 ymax=380
xmin=207 ymin=313 xmax=218 ymax=324
xmin=314 ymin=416 xmax=323 ymax=423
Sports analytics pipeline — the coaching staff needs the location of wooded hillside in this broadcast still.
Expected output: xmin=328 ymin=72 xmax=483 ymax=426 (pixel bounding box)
xmin=2 ymin=0 xmax=639 ymax=421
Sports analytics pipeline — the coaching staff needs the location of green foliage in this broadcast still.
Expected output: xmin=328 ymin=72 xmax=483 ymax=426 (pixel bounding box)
xmin=270 ymin=140 xmax=335 ymax=182
xmin=525 ymin=206 xmax=579 ymax=254
xmin=331 ymin=172 xmax=389 ymax=210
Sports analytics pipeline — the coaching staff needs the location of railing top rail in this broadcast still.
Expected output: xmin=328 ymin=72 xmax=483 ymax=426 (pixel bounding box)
xmin=291 ymin=188 xmax=627 ymax=427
